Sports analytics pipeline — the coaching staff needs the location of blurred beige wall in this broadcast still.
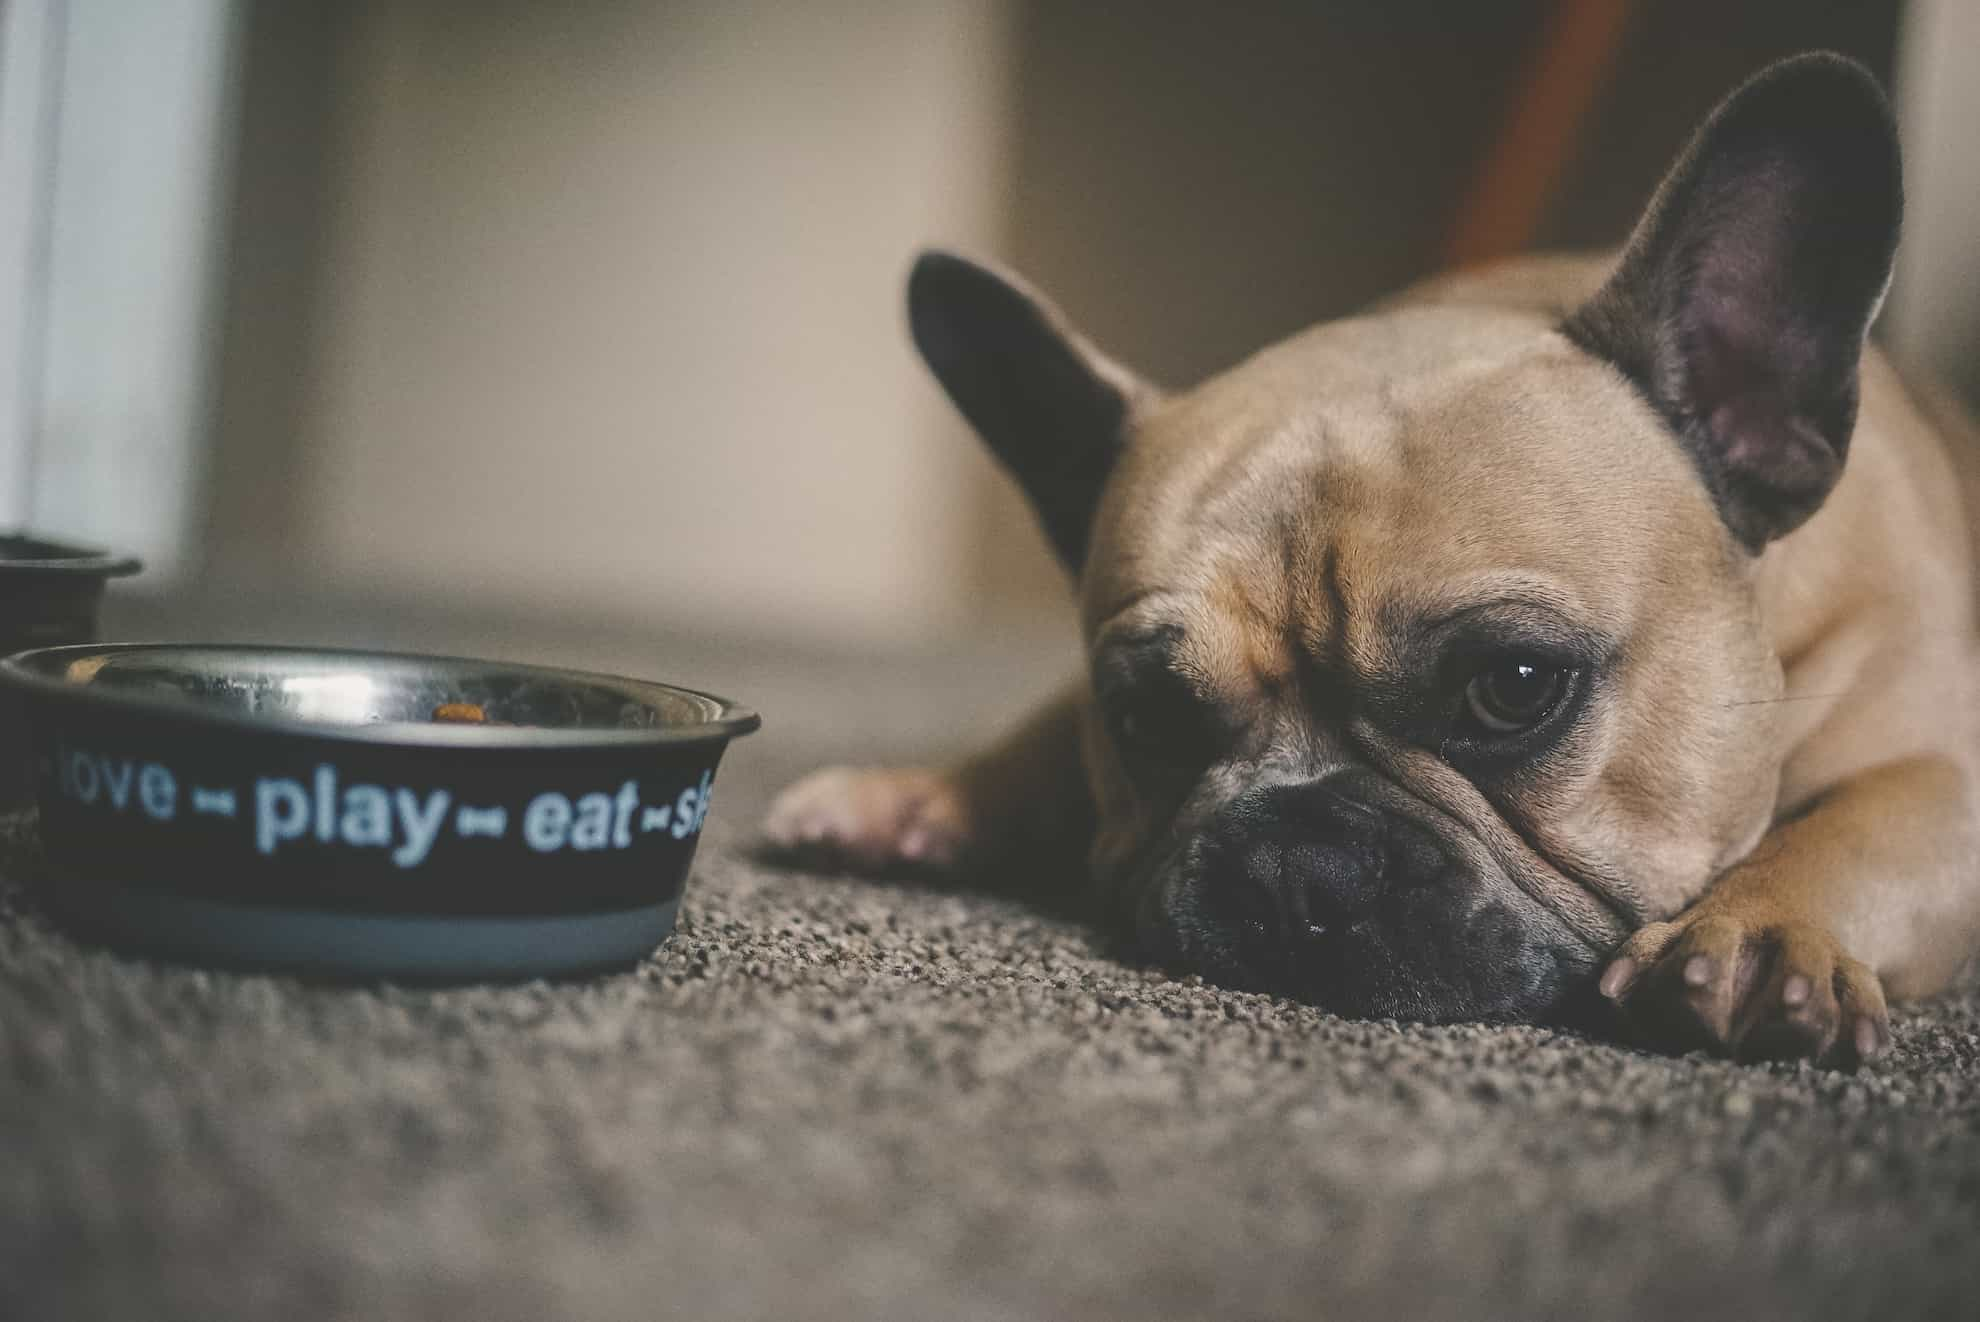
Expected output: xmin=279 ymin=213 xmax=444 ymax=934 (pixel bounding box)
xmin=209 ymin=0 xmax=1021 ymax=649
xmin=1889 ymin=0 xmax=1980 ymax=404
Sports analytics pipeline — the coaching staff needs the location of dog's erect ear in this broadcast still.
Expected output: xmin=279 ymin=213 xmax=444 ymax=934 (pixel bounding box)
xmin=908 ymin=251 xmax=1153 ymax=572
xmin=1566 ymin=53 xmax=1902 ymax=550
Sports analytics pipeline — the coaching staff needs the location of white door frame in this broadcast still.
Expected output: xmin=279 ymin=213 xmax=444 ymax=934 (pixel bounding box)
xmin=0 ymin=0 xmax=62 ymax=528
xmin=0 ymin=0 xmax=241 ymax=573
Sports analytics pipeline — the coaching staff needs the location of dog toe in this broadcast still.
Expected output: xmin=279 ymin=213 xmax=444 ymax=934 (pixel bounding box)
xmin=1600 ymin=920 xmax=1684 ymax=1003
xmin=1656 ymin=915 xmax=1755 ymax=1049
xmin=1833 ymin=954 xmax=1891 ymax=1064
xmin=1736 ymin=928 xmax=1840 ymax=1061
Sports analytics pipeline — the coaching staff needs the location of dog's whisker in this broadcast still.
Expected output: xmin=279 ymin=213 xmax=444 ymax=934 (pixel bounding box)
xmin=1721 ymin=691 xmax=1857 ymax=708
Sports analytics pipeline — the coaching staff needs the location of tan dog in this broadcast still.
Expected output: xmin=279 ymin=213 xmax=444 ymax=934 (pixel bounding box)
xmin=766 ymin=54 xmax=1980 ymax=1065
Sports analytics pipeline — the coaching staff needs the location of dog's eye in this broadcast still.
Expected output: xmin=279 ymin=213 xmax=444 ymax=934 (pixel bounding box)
xmin=1110 ymin=701 xmax=1178 ymax=756
xmin=1106 ymin=690 xmax=1213 ymax=768
xmin=1463 ymin=658 xmax=1568 ymax=734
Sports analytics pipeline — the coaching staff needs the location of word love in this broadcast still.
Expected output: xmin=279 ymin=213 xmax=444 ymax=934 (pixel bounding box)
xmin=53 ymin=745 xmax=179 ymax=820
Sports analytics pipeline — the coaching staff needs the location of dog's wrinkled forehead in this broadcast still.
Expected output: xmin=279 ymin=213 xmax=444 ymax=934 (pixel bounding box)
xmin=1082 ymin=308 xmax=1732 ymax=662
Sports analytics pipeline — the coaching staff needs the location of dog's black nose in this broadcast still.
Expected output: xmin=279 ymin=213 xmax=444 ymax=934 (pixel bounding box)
xmin=1207 ymin=779 xmax=1446 ymax=951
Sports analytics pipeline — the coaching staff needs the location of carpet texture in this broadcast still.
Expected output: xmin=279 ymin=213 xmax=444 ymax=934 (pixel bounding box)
xmin=5 ymin=700 xmax=1980 ymax=1321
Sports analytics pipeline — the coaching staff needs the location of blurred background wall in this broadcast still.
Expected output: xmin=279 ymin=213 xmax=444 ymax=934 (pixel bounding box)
xmin=202 ymin=0 xmax=1016 ymax=650
xmin=14 ymin=0 xmax=1973 ymax=675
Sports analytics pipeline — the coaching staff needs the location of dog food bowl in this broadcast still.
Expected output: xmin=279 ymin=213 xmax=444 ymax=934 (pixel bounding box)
xmin=0 ymin=644 xmax=759 ymax=981
xmin=0 ymin=534 xmax=141 ymax=803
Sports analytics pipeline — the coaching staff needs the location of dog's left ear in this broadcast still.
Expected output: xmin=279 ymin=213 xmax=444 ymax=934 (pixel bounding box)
xmin=1567 ymin=53 xmax=1902 ymax=550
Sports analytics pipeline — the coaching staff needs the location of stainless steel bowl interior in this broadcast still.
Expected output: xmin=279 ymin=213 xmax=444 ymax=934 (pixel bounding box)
xmin=0 ymin=645 xmax=758 ymax=747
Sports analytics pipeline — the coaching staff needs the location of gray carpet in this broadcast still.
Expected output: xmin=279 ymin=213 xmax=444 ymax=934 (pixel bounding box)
xmin=5 ymin=633 xmax=1980 ymax=1320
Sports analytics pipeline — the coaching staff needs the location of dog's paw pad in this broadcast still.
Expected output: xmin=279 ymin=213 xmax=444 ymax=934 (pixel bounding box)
xmin=1601 ymin=912 xmax=1889 ymax=1067
xmin=761 ymin=766 xmax=971 ymax=875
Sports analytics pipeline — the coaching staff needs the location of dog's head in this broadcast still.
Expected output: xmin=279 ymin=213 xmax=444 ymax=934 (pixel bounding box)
xmin=910 ymin=54 xmax=1902 ymax=1021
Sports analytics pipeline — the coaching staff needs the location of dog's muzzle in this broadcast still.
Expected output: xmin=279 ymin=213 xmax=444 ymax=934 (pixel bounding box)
xmin=1196 ymin=776 xmax=1453 ymax=974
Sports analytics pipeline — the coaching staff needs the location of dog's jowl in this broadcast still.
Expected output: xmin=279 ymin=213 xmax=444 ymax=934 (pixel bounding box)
xmin=766 ymin=54 xmax=1980 ymax=1066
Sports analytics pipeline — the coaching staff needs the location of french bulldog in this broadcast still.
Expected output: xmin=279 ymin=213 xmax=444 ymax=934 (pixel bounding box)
xmin=765 ymin=53 xmax=1980 ymax=1065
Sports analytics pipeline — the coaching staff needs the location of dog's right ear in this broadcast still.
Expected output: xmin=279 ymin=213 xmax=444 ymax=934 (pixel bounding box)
xmin=908 ymin=251 xmax=1154 ymax=573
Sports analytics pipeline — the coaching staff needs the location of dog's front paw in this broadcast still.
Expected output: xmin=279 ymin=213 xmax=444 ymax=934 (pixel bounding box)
xmin=761 ymin=766 xmax=973 ymax=875
xmin=1598 ymin=908 xmax=1890 ymax=1066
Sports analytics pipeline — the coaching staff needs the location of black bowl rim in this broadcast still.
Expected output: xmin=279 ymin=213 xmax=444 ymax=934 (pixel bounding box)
xmin=0 ymin=642 xmax=762 ymax=750
xmin=0 ymin=531 xmax=141 ymax=577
